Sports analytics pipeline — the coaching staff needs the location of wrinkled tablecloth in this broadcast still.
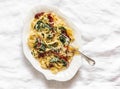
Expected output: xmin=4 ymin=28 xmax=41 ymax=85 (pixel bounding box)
xmin=0 ymin=0 xmax=120 ymax=89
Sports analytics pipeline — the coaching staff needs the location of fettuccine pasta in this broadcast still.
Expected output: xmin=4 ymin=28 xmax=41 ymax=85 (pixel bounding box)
xmin=27 ymin=12 xmax=79 ymax=74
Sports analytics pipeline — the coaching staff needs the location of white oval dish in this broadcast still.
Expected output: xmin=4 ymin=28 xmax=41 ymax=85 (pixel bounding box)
xmin=22 ymin=5 xmax=82 ymax=81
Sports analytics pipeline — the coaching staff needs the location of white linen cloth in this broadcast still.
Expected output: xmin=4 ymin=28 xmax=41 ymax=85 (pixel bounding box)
xmin=0 ymin=0 xmax=120 ymax=89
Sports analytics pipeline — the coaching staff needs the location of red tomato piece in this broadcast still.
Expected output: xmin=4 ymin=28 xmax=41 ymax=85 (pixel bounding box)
xmin=35 ymin=12 xmax=44 ymax=19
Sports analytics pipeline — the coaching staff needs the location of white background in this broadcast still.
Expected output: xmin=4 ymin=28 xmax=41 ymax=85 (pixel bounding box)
xmin=0 ymin=0 xmax=120 ymax=89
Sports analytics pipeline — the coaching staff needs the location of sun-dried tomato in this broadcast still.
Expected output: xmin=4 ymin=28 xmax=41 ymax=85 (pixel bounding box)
xmin=48 ymin=14 xmax=53 ymax=22
xmin=47 ymin=14 xmax=54 ymax=28
xmin=35 ymin=12 xmax=44 ymax=19
xmin=38 ymin=53 xmax=45 ymax=58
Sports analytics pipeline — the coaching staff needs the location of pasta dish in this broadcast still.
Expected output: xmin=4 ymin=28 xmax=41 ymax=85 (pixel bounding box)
xmin=28 ymin=12 xmax=79 ymax=73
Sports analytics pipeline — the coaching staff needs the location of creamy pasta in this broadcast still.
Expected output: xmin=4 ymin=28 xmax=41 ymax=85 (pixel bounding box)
xmin=27 ymin=12 xmax=79 ymax=73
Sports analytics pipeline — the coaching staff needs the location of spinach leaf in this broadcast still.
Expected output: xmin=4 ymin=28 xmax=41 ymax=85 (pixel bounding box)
xmin=34 ymin=20 xmax=52 ymax=31
xmin=37 ymin=20 xmax=42 ymax=24
xmin=59 ymin=35 xmax=66 ymax=44
xmin=61 ymin=59 xmax=67 ymax=66
xmin=50 ymin=57 xmax=67 ymax=67
xmin=34 ymin=38 xmax=40 ymax=48
xmin=59 ymin=26 xmax=66 ymax=31
xmin=39 ymin=43 xmax=46 ymax=52
xmin=34 ymin=21 xmax=43 ymax=31
xmin=44 ymin=23 xmax=51 ymax=29
xmin=50 ymin=57 xmax=59 ymax=63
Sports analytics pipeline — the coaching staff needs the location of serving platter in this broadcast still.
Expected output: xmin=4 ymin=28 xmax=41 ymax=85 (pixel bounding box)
xmin=23 ymin=5 xmax=82 ymax=81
